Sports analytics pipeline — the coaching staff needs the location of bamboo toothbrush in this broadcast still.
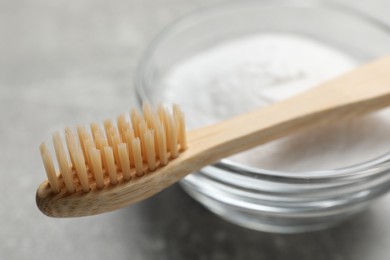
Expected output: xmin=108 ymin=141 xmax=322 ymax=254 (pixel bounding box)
xmin=37 ymin=56 xmax=390 ymax=218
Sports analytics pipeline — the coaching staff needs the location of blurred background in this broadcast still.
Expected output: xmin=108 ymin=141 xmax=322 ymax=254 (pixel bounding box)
xmin=2 ymin=0 xmax=390 ymax=259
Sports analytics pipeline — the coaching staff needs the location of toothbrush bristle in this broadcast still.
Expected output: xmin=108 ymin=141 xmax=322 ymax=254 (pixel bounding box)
xmin=39 ymin=103 xmax=187 ymax=194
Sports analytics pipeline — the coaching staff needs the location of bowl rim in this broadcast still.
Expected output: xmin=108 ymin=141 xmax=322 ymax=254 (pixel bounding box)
xmin=135 ymin=0 xmax=390 ymax=180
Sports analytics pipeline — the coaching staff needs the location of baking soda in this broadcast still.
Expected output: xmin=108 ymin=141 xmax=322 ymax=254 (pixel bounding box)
xmin=161 ymin=33 xmax=390 ymax=171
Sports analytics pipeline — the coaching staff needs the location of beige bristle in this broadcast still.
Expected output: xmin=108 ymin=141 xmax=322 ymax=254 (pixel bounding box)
xmin=89 ymin=147 xmax=104 ymax=189
xmin=167 ymin=112 xmax=178 ymax=158
xmin=103 ymin=119 xmax=115 ymax=146
xmin=97 ymin=136 xmax=109 ymax=171
xmin=39 ymin=143 xmax=60 ymax=193
xmin=76 ymin=126 xmax=89 ymax=161
xmin=64 ymin=129 xmax=76 ymax=167
xmin=157 ymin=104 xmax=165 ymax=122
xmin=91 ymin=123 xmax=108 ymax=151
xmin=155 ymin=118 xmax=168 ymax=165
xmin=91 ymin=122 xmax=105 ymax=151
xmin=40 ymin=103 xmax=187 ymax=195
xmin=110 ymin=128 xmax=122 ymax=171
xmin=65 ymin=128 xmax=90 ymax=192
xmin=83 ymin=138 xmax=95 ymax=173
xmin=157 ymin=105 xmax=171 ymax=153
xmin=157 ymin=105 xmax=167 ymax=135
xmin=138 ymin=120 xmax=148 ymax=161
xmin=91 ymin=122 xmax=104 ymax=142
xmin=123 ymin=123 xmax=131 ymax=134
xmin=132 ymin=138 xmax=144 ymax=177
xmin=96 ymin=136 xmax=109 ymax=152
xmin=151 ymin=115 xmax=159 ymax=154
xmin=173 ymin=104 xmax=187 ymax=150
xmin=143 ymin=101 xmax=153 ymax=128
xmin=103 ymin=146 xmax=118 ymax=185
xmin=124 ymin=128 xmax=135 ymax=166
xmin=117 ymin=113 xmax=128 ymax=141
xmin=118 ymin=143 xmax=131 ymax=181
xmin=130 ymin=109 xmax=141 ymax=138
xmin=52 ymin=133 xmax=75 ymax=193
xmin=77 ymin=126 xmax=95 ymax=171
xmin=144 ymin=129 xmax=156 ymax=170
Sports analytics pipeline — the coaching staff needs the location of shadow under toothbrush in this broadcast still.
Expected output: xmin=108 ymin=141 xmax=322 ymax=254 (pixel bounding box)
xmin=116 ymin=183 xmax=384 ymax=260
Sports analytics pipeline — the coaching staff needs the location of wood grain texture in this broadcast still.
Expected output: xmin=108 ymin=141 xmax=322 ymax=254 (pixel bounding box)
xmin=36 ymin=56 xmax=390 ymax=217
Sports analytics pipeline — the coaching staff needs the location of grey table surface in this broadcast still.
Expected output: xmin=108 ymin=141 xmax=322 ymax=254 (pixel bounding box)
xmin=2 ymin=0 xmax=390 ymax=259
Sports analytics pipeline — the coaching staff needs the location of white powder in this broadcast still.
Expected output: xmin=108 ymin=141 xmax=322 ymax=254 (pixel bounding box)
xmin=160 ymin=33 xmax=390 ymax=171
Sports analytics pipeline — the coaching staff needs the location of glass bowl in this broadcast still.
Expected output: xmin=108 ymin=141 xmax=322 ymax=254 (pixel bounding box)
xmin=135 ymin=0 xmax=390 ymax=233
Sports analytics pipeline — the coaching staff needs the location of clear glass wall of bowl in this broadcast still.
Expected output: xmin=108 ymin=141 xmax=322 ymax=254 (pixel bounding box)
xmin=136 ymin=0 xmax=390 ymax=233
